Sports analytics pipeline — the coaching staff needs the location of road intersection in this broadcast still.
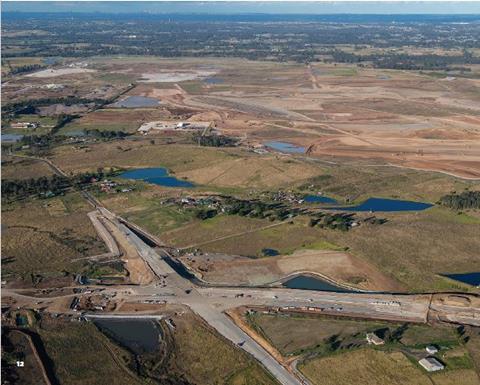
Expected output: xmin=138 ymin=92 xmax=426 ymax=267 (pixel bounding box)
xmin=4 ymin=156 xmax=479 ymax=385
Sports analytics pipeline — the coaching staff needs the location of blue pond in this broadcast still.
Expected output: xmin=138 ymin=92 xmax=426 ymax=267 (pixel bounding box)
xmin=443 ymin=272 xmax=480 ymax=287
xmin=304 ymin=194 xmax=337 ymax=204
xmin=119 ymin=168 xmax=194 ymax=187
xmin=332 ymin=197 xmax=433 ymax=212
xmin=94 ymin=319 xmax=161 ymax=354
xmin=265 ymin=141 xmax=305 ymax=154
xmin=2 ymin=134 xmax=24 ymax=142
xmin=113 ymin=96 xmax=160 ymax=108
xmin=283 ymin=275 xmax=354 ymax=292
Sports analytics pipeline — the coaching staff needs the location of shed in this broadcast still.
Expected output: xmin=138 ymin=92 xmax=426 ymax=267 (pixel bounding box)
xmin=419 ymin=357 xmax=444 ymax=372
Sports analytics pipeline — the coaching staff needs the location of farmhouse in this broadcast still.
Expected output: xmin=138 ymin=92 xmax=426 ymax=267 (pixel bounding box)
xmin=10 ymin=122 xmax=38 ymax=129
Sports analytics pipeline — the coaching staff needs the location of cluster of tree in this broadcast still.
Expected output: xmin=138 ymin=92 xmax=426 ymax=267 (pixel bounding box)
xmin=330 ymin=50 xmax=479 ymax=71
xmin=20 ymin=133 xmax=67 ymax=147
xmin=2 ymin=97 xmax=103 ymax=118
xmin=438 ymin=191 xmax=480 ymax=210
xmin=193 ymin=134 xmax=238 ymax=147
xmin=195 ymin=208 xmax=218 ymax=220
xmin=54 ymin=113 xmax=77 ymax=130
xmin=188 ymin=195 xmax=387 ymax=231
xmin=223 ymin=198 xmax=297 ymax=221
xmin=8 ymin=63 xmax=45 ymax=75
xmin=2 ymin=169 xmax=115 ymax=200
xmin=2 ymin=174 xmax=71 ymax=198
xmin=308 ymin=213 xmax=355 ymax=231
xmin=83 ymin=129 xmax=130 ymax=139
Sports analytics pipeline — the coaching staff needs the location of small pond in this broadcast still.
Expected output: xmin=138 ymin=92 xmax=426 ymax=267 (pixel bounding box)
xmin=332 ymin=197 xmax=433 ymax=212
xmin=265 ymin=141 xmax=305 ymax=154
xmin=283 ymin=275 xmax=354 ymax=292
xmin=261 ymin=248 xmax=280 ymax=257
xmin=119 ymin=167 xmax=194 ymax=187
xmin=113 ymin=96 xmax=160 ymax=108
xmin=304 ymin=194 xmax=337 ymax=204
xmin=2 ymin=134 xmax=24 ymax=142
xmin=204 ymin=76 xmax=224 ymax=84
xmin=443 ymin=272 xmax=480 ymax=287
xmin=94 ymin=319 xmax=161 ymax=354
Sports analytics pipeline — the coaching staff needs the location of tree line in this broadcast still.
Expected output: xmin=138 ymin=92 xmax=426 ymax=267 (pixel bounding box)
xmin=438 ymin=191 xmax=480 ymax=210
xmin=2 ymin=168 xmax=116 ymax=200
xmin=2 ymin=97 xmax=105 ymax=118
xmin=192 ymin=133 xmax=238 ymax=147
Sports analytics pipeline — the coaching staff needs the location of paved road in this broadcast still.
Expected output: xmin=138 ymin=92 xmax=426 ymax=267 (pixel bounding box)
xmin=110 ymin=216 xmax=304 ymax=385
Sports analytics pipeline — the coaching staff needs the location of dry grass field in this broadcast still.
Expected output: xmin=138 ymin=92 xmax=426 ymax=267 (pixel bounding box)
xmin=249 ymin=313 xmax=393 ymax=356
xmin=299 ymin=349 xmax=433 ymax=385
xmin=162 ymin=214 xmax=273 ymax=249
xmin=248 ymin=312 xmax=480 ymax=385
xmin=321 ymin=207 xmax=480 ymax=291
xmin=37 ymin=318 xmax=139 ymax=385
xmin=1 ymin=156 xmax=55 ymax=180
xmin=59 ymin=107 xmax=176 ymax=134
xmin=2 ymin=329 xmax=48 ymax=385
xmin=34 ymin=310 xmax=278 ymax=385
xmin=1 ymin=193 xmax=106 ymax=285
xmin=50 ymin=140 xmax=322 ymax=189
xmin=170 ymin=311 xmax=279 ymax=385
xmin=170 ymin=209 xmax=479 ymax=291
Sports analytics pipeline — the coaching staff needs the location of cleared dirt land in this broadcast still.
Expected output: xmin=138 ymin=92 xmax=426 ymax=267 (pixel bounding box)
xmin=7 ymin=56 xmax=480 ymax=178
xmin=26 ymin=67 xmax=96 ymax=78
xmin=180 ymin=248 xmax=402 ymax=291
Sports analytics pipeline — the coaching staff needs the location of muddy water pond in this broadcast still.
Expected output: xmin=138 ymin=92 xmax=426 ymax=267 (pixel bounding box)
xmin=94 ymin=319 xmax=162 ymax=354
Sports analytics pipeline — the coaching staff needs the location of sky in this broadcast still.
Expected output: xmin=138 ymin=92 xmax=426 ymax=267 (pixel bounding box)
xmin=3 ymin=1 xmax=480 ymax=15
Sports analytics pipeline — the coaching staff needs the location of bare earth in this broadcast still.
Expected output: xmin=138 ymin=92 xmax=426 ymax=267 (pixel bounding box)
xmin=181 ymin=248 xmax=403 ymax=291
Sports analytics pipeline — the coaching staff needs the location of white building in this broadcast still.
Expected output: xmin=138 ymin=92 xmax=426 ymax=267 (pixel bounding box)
xmin=426 ymin=345 xmax=438 ymax=354
xmin=419 ymin=357 xmax=444 ymax=372
xmin=366 ymin=332 xmax=384 ymax=345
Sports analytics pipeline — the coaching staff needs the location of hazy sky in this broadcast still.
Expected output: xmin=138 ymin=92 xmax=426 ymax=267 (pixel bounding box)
xmin=3 ymin=1 xmax=480 ymax=14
